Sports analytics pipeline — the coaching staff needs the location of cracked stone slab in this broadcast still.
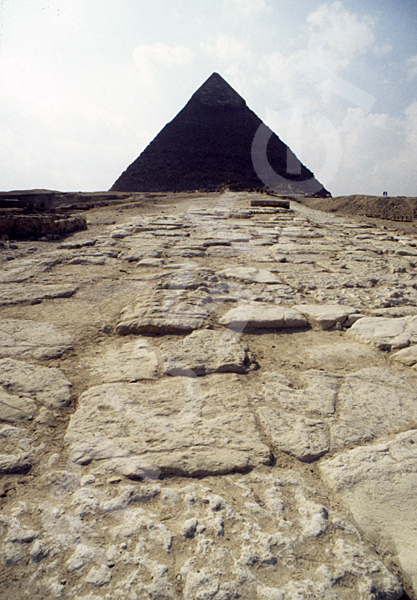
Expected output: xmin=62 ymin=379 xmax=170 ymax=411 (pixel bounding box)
xmin=254 ymin=367 xmax=417 ymax=461
xmin=0 ymin=319 xmax=74 ymax=360
xmin=0 ymin=387 xmax=36 ymax=423
xmin=86 ymin=338 xmax=159 ymax=383
xmin=162 ymin=329 xmax=255 ymax=376
xmin=116 ymin=288 xmax=213 ymax=335
xmin=255 ymin=371 xmax=340 ymax=461
xmin=0 ymin=283 xmax=79 ymax=306
xmin=65 ymin=374 xmax=271 ymax=477
xmin=330 ymin=367 xmax=417 ymax=449
xmin=293 ymin=304 xmax=359 ymax=330
xmin=347 ymin=314 xmax=417 ymax=350
xmin=219 ymin=303 xmax=307 ymax=330
xmin=0 ymin=358 xmax=72 ymax=409
xmin=319 ymin=430 xmax=417 ymax=597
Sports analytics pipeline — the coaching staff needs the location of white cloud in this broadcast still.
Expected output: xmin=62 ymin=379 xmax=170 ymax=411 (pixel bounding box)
xmin=204 ymin=35 xmax=253 ymax=63
xmin=225 ymin=0 xmax=269 ymax=18
xmin=133 ymin=43 xmax=193 ymax=86
xmin=307 ymin=1 xmax=376 ymax=69
xmin=329 ymin=102 xmax=417 ymax=196
xmin=407 ymin=54 xmax=417 ymax=80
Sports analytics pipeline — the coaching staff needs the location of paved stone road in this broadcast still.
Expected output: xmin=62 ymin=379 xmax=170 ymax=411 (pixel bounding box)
xmin=0 ymin=191 xmax=416 ymax=599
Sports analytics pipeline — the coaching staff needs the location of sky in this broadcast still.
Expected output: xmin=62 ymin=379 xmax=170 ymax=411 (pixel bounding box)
xmin=0 ymin=0 xmax=416 ymax=197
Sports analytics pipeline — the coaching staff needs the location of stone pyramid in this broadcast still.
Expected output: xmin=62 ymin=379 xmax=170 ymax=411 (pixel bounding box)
xmin=111 ymin=72 xmax=329 ymax=196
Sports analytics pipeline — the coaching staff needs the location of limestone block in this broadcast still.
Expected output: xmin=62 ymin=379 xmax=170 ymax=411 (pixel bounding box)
xmin=219 ymin=303 xmax=307 ymax=330
xmin=65 ymin=374 xmax=271 ymax=477
xmin=218 ymin=266 xmax=282 ymax=284
xmin=391 ymin=344 xmax=417 ymax=367
xmin=293 ymin=304 xmax=358 ymax=330
xmin=0 ymin=319 xmax=73 ymax=360
xmin=319 ymin=430 xmax=417 ymax=597
xmin=0 ymin=358 xmax=72 ymax=409
xmin=347 ymin=315 xmax=417 ymax=350
xmin=330 ymin=367 xmax=417 ymax=449
xmin=86 ymin=338 xmax=159 ymax=383
xmin=162 ymin=329 xmax=255 ymax=376
xmin=116 ymin=288 xmax=213 ymax=335
xmin=0 ymin=386 xmax=36 ymax=422
xmin=0 ymin=426 xmax=34 ymax=473
xmin=257 ymin=408 xmax=329 ymax=462
xmin=0 ymin=283 xmax=78 ymax=306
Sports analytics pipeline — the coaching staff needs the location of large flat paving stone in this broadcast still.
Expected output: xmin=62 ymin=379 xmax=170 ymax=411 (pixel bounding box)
xmin=255 ymin=370 xmax=339 ymax=462
xmin=0 ymin=283 xmax=79 ymax=306
xmin=116 ymin=288 xmax=213 ymax=335
xmin=0 ymin=319 xmax=73 ymax=360
xmin=319 ymin=430 xmax=417 ymax=597
xmin=331 ymin=367 xmax=417 ymax=448
xmin=219 ymin=303 xmax=307 ymax=330
xmin=293 ymin=304 xmax=359 ymax=330
xmin=65 ymin=374 xmax=271 ymax=477
xmin=86 ymin=338 xmax=159 ymax=383
xmin=347 ymin=315 xmax=417 ymax=350
xmin=0 ymin=358 xmax=72 ymax=409
xmin=254 ymin=367 xmax=417 ymax=461
xmin=162 ymin=329 xmax=255 ymax=376
xmin=0 ymin=387 xmax=36 ymax=423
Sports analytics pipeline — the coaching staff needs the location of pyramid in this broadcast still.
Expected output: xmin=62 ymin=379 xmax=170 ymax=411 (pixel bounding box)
xmin=111 ymin=73 xmax=329 ymax=196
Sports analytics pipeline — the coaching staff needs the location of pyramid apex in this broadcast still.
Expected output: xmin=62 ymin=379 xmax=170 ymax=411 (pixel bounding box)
xmin=193 ymin=72 xmax=246 ymax=107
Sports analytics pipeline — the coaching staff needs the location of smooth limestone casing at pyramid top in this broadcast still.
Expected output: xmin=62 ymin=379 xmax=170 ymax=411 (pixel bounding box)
xmin=111 ymin=73 xmax=329 ymax=196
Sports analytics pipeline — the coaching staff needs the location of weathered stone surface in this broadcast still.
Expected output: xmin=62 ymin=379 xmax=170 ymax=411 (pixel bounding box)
xmin=86 ymin=338 xmax=159 ymax=383
xmin=258 ymin=409 xmax=329 ymax=461
xmin=293 ymin=303 xmax=359 ymax=330
xmin=255 ymin=370 xmax=339 ymax=461
xmin=162 ymin=329 xmax=255 ymax=376
xmin=391 ymin=344 xmax=417 ymax=367
xmin=0 ymin=358 xmax=72 ymax=409
xmin=347 ymin=314 xmax=417 ymax=350
xmin=0 ymin=319 xmax=73 ymax=359
xmin=0 ymin=283 xmax=79 ymax=306
xmin=65 ymin=374 xmax=271 ymax=477
xmin=331 ymin=367 xmax=417 ymax=448
xmin=219 ymin=303 xmax=307 ymax=330
xmin=0 ymin=470 xmax=402 ymax=599
xmin=319 ymin=430 xmax=417 ymax=597
xmin=0 ymin=387 xmax=36 ymax=422
xmin=0 ymin=425 xmax=34 ymax=474
xmin=2 ymin=192 xmax=417 ymax=598
xmin=116 ymin=288 xmax=213 ymax=335
xmin=218 ymin=266 xmax=283 ymax=284
xmin=254 ymin=367 xmax=417 ymax=460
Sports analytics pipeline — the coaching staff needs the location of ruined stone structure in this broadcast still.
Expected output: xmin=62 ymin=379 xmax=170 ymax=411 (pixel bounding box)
xmin=111 ymin=73 xmax=329 ymax=196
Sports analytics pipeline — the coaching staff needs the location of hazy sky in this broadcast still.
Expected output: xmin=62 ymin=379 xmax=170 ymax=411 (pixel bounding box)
xmin=1 ymin=0 xmax=416 ymax=196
